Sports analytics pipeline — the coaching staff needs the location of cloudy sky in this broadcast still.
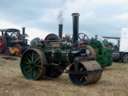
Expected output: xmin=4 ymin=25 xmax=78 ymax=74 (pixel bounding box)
xmin=0 ymin=0 xmax=128 ymax=41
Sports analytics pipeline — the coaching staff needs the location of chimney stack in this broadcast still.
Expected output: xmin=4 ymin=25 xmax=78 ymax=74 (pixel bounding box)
xmin=59 ymin=24 xmax=63 ymax=39
xmin=72 ymin=13 xmax=80 ymax=45
xmin=22 ymin=27 xmax=25 ymax=36
xmin=58 ymin=11 xmax=63 ymax=39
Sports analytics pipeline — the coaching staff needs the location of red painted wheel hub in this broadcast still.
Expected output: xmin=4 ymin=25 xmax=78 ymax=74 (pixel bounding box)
xmin=0 ymin=40 xmax=5 ymax=48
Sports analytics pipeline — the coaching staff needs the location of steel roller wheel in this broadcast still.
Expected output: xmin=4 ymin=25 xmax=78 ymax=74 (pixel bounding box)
xmin=45 ymin=66 xmax=63 ymax=79
xmin=68 ymin=61 xmax=102 ymax=85
xmin=20 ymin=48 xmax=46 ymax=80
xmin=78 ymin=33 xmax=89 ymax=41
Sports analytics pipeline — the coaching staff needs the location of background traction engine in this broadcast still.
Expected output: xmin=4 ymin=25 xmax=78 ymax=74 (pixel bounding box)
xmin=0 ymin=28 xmax=28 ymax=56
xmin=20 ymin=13 xmax=102 ymax=85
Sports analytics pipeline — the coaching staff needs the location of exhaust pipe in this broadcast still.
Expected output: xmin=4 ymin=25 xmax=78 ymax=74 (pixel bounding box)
xmin=22 ymin=27 xmax=25 ymax=36
xmin=72 ymin=13 xmax=80 ymax=45
xmin=58 ymin=24 xmax=63 ymax=39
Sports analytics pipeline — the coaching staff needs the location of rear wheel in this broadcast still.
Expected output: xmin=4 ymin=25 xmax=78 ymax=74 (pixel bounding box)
xmin=20 ymin=48 xmax=46 ymax=80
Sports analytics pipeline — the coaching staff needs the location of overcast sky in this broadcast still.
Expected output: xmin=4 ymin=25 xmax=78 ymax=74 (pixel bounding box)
xmin=0 ymin=0 xmax=128 ymax=41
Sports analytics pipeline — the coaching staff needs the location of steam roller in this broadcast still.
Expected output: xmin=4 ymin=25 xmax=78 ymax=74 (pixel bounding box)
xmin=20 ymin=13 xmax=102 ymax=85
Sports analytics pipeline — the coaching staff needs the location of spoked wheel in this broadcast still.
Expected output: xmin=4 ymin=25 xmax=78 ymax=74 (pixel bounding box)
xmin=68 ymin=61 xmax=102 ymax=85
xmin=45 ymin=66 xmax=63 ymax=79
xmin=78 ymin=33 xmax=89 ymax=43
xmin=20 ymin=48 xmax=46 ymax=80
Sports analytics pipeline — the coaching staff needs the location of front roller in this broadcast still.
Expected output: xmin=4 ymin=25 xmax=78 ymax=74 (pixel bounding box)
xmin=68 ymin=61 xmax=102 ymax=85
xmin=20 ymin=48 xmax=46 ymax=80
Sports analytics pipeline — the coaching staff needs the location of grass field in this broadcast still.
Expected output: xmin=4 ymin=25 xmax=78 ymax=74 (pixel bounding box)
xmin=0 ymin=56 xmax=128 ymax=96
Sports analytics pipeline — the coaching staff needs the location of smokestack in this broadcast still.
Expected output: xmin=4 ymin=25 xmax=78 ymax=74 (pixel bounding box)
xmin=59 ymin=24 xmax=63 ymax=39
xmin=22 ymin=27 xmax=25 ymax=36
xmin=72 ymin=13 xmax=80 ymax=44
xmin=58 ymin=11 xmax=63 ymax=39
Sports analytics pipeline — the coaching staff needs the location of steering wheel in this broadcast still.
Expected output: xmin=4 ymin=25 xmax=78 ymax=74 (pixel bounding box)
xmin=78 ymin=33 xmax=89 ymax=41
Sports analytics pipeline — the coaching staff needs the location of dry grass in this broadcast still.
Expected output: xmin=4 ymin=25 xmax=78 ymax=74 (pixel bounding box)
xmin=0 ymin=56 xmax=128 ymax=96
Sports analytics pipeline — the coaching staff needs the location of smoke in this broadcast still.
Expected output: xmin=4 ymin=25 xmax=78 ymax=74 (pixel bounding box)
xmin=57 ymin=0 xmax=81 ymax=25
xmin=57 ymin=10 xmax=64 ymax=24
